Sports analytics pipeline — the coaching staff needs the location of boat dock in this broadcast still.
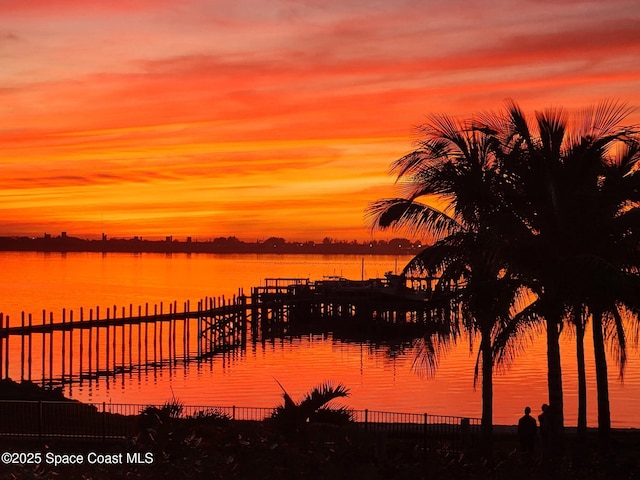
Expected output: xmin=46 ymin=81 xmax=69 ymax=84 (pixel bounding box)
xmin=0 ymin=275 xmax=436 ymax=386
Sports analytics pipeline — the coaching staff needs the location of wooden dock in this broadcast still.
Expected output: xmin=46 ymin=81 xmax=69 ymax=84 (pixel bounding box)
xmin=0 ymin=275 xmax=436 ymax=386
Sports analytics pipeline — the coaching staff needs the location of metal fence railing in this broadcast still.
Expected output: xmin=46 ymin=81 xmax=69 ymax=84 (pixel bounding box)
xmin=0 ymin=400 xmax=480 ymax=450
xmin=0 ymin=400 xmax=137 ymax=440
xmin=352 ymin=410 xmax=481 ymax=451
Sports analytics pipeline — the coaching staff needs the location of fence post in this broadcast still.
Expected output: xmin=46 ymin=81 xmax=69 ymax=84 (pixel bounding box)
xmin=38 ymin=401 xmax=43 ymax=439
xmin=460 ymin=417 xmax=470 ymax=452
xmin=423 ymin=413 xmax=428 ymax=451
xmin=20 ymin=312 xmax=25 ymax=382
xmin=3 ymin=315 xmax=8 ymax=379
xmin=364 ymin=409 xmax=368 ymax=431
xmin=232 ymin=405 xmax=236 ymax=420
xmin=102 ymin=402 xmax=106 ymax=441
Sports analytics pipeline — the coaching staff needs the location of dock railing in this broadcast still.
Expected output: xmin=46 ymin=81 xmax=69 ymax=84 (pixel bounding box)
xmin=0 ymin=277 xmax=443 ymax=387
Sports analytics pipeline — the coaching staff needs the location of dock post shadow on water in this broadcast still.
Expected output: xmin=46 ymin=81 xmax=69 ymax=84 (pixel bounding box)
xmin=0 ymin=275 xmax=436 ymax=388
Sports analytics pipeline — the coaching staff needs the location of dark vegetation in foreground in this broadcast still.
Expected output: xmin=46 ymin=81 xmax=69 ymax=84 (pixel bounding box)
xmin=1 ymin=380 xmax=639 ymax=479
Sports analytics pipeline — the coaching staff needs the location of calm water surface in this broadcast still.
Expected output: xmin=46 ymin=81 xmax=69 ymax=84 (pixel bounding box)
xmin=1 ymin=251 xmax=639 ymax=427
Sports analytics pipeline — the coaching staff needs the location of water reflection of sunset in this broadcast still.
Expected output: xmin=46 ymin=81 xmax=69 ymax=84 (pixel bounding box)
xmin=2 ymin=252 xmax=639 ymax=428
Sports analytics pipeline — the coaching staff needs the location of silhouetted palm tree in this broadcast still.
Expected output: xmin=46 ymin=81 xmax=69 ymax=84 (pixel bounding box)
xmin=367 ymin=115 xmax=530 ymax=454
xmin=565 ymin=120 xmax=640 ymax=443
xmin=271 ymin=380 xmax=351 ymax=432
xmin=490 ymin=103 xmax=570 ymax=445
xmin=493 ymin=100 xmax=640 ymax=446
xmin=369 ymin=101 xmax=640 ymax=454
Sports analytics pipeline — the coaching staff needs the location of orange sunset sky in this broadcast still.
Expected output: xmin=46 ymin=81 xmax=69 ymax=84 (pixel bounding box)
xmin=1 ymin=0 xmax=639 ymax=241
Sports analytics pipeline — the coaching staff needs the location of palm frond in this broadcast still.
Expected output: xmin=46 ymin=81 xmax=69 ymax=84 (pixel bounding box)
xmin=536 ymin=107 xmax=567 ymax=158
xmin=300 ymin=381 xmax=350 ymax=405
xmin=473 ymin=347 xmax=482 ymax=390
xmin=271 ymin=380 xmax=351 ymax=430
xmin=608 ymin=306 xmax=627 ymax=380
xmin=492 ymin=298 xmax=545 ymax=367
xmin=611 ymin=139 xmax=640 ymax=175
xmin=420 ymin=114 xmax=470 ymax=159
xmin=365 ymin=198 xmax=462 ymax=240
xmin=412 ymin=332 xmax=457 ymax=378
xmin=273 ymin=377 xmax=296 ymax=409
xmin=505 ymin=99 xmax=537 ymax=152
xmin=391 ymin=150 xmax=435 ymax=179
xmin=403 ymin=234 xmax=469 ymax=276
xmin=578 ymin=99 xmax=636 ymax=139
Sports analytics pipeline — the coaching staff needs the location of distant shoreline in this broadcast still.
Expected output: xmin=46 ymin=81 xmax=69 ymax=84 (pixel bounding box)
xmin=0 ymin=234 xmax=424 ymax=256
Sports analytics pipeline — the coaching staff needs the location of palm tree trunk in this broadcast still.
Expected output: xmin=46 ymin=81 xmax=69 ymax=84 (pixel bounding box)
xmin=592 ymin=308 xmax=611 ymax=447
xmin=546 ymin=318 xmax=564 ymax=425
xmin=545 ymin=305 xmax=564 ymax=453
xmin=480 ymin=331 xmax=493 ymax=456
xmin=575 ymin=305 xmax=587 ymax=437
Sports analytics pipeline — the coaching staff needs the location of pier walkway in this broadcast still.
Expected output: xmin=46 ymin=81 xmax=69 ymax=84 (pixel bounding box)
xmin=0 ymin=275 xmax=437 ymax=386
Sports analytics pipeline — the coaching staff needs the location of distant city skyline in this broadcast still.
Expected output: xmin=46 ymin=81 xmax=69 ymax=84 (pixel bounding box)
xmin=1 ymin=1 xmax=639 ymax=240
xmin=0 ymin=231 xmax=425 ymax=255
xmin=4 ymin=230 xmax=424 ymax=244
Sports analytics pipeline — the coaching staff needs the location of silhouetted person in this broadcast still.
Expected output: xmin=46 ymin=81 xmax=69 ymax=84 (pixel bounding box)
xmin=538 ymin=403 xmax=550 ymax=458
xmin=518 ymin=406 xmax=537 ymax=452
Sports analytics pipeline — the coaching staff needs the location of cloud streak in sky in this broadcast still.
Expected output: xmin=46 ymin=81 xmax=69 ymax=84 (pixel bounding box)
xmin=0 ymin=0 xmax=639 ymax=239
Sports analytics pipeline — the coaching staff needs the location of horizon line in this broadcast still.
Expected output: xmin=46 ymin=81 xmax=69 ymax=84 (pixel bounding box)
xmin=0 ymin=232 xmax=424 ymax=244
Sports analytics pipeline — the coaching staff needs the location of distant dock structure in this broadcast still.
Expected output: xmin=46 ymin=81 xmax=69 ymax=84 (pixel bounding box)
xmin=0 ymin=274 xmax=436 ymax=387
